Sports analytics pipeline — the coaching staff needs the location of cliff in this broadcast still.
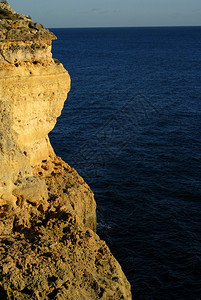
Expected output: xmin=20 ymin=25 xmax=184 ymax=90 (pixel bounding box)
xmin=0 ymin=3 xmax=132 ymax=299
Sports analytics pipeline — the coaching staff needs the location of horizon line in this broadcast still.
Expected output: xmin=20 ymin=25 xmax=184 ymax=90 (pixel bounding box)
xmin=48 ymin=25 xmax=201 ymax=29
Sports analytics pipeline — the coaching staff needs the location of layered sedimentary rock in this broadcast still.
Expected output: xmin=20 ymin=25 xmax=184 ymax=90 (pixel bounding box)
xmin=0 ymin=3 xmax=69 ymax=166
xmin=0 ymin=3 xmax=132 ymax=299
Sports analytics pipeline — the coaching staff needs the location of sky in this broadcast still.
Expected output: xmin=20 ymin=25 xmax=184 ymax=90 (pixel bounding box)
xmin=8 ymin=0 xmax=201 ymax=28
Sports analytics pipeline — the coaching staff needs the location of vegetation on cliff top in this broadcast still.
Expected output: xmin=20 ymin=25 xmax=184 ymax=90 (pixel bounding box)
xmin=0 ymin=6 xmax=20 ymax=20
xmin=0 ymin=2 xmax=30 ymax=21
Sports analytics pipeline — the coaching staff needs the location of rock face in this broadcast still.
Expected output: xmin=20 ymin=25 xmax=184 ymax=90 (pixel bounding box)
xmin=0 ymin=3 xmax=132 ymax=299
xmin=0 ymin=3 xmax=69 ymax=166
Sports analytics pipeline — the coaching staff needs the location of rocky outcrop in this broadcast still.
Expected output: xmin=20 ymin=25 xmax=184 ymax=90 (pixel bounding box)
xmin=0 ymin=3 xmax=55 ymax=65
xmin=0 ymin=3 xmax=69 ymax=166
xmin=33 ymin=157 xmax=96 ymax=232
xmin=0 ymin=3 xmax=132 ymax=299
xmin=0 ymin=62 xmax=70 ymax=166
xmin=0 ymin=211 xmax=131 ymax=299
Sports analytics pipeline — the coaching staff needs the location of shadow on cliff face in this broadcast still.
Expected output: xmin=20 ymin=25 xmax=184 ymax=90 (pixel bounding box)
xmin=0 ymin=286 xmax=7 ymax=299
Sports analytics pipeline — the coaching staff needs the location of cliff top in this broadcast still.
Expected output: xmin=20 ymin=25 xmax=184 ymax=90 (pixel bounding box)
xmin=0 ymin=2 xmax=31 ymax=20
xmin=0 ymin=3 xmax=56 ymax=41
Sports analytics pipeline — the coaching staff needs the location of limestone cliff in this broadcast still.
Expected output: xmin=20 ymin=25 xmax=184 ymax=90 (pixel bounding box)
xmin=0 ymin=3 xmax=69 ymax=166
xmin=0 ymin=3 xmax=132 ymax=299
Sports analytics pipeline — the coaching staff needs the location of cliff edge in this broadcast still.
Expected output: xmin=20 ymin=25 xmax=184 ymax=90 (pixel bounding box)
xmin=0 ymin=3 xmax=132 ymax=299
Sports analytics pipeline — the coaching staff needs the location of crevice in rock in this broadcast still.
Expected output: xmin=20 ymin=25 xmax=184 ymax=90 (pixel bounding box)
xmin=0 ymin=48 xmax=12 ymax=63
xmin=47 ymin=288 xmax=59 ymax=299
xmin=0 ymin=286 xmax=7 ymax=299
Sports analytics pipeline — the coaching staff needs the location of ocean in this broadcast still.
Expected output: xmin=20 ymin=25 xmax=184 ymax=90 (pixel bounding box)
xmin=49 ymin=27 xmax=201 ymax=299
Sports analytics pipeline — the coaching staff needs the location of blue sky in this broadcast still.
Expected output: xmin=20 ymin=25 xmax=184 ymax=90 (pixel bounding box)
xmin=9 ymin=0 xmax=201 ymax=28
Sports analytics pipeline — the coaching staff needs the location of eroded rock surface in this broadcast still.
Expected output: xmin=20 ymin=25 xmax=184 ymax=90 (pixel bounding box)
xmin=33 ymin=156 xmax=96 ymax=232
xmin=0 ymin=3 xmax=70 ymax=166
xmin=0 ymin=3 xmax=132 ymax=299
xmin=0 ymin=97 xmax=48 ymax=210
xmin=0 ymin=180 xmax=131 ymax=299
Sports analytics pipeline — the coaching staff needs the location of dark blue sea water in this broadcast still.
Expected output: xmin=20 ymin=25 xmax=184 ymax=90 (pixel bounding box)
xmin=49 ymin=27 xmax=201 ymax=299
